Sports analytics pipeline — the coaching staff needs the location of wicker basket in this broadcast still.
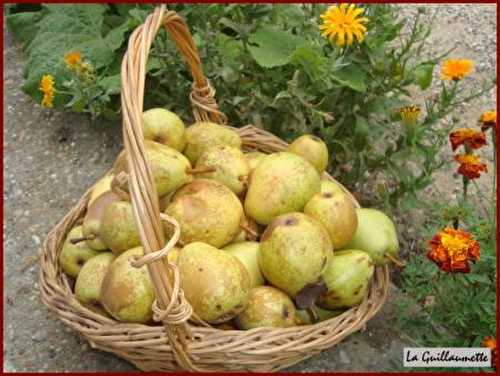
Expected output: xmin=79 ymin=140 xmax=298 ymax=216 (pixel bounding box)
xmin=40 ymin=5 xmax=389 ymax=372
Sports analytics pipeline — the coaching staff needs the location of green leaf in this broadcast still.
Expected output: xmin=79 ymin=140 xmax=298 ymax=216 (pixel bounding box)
xmin=331 ymin=65 xmax=367 ymax=92
xmin=99 ymin=74 xmax=121 ymax=95
xmin=6 ymin=12 xmax=43 ymax=47
xmin=248 ymin=27 xmax=307 ymax=68
xmin=290 ymin=45 xmax=328 ymax=82
xmin=414 ymin=63 xmax=435 ymax=90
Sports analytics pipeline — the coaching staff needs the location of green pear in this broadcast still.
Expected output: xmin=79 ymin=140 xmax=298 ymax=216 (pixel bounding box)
xmin=178 ymin=242 xmax=251 ymax=323
xmin=59 ymin=226 xmax=100 ymax=278
xmin=223 ymin=241 xmax=265 ymax=287
xmin=342 ymin=208 xmax=399 ymax=265
xmin=195 ymin=145 xmax=250 ymax=195
xmin=100 ymin=247 xmax=155 ymax=324
xmin=304 ymin=189 xmax=358 ymax=249
xmin=287 ymin=135 xmax=329 ymax=173
xmin=259 ymin=212 xmax=332 ymax=297
xmin=295 ymin=307 xmax=344 ymax=325
xmin=143 ymin=108 xmax=186 ymax=151
xmin=88 ymin=174 xmax=114 ymax=207
xmin=235 ymin=286 xmax=295 ymax=329
xmin=245 ymin=152 xmax=320 ymax=225
xmin=165 ymin=247 xmax=181 ymax=265
xmin=75 ymin=252 xmax=115 ymax=306
xmin=100 ymin=201 xmax=141 ymax=255
xmin=165 ymin=179 xmax=244 ymax=248
xmin=184 ymin=122 xmax=242 ymax=164
xmin=318 ymin=249 xmax=374 ymax=310
xmin=114 ymin=141 xmax=192 ymax=197
xmin=245 ymin=151 xmax=266 ymax=172
xmin=82 ymin=191 xmax=121 ymax=251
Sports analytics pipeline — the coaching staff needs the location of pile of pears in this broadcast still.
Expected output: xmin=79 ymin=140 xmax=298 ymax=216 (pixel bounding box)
xmin=60 ymin=108 xmax=399 ymax=328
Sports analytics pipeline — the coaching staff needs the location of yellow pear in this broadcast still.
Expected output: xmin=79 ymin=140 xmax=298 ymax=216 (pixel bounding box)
xmin=287 ymin=135 xmax=329 ymax=173
xmin=223 ymin=241 xmax=265 ymax=287
xmin=75 ymin=252 xmax=115 ymax=306
xmin=143 ymin=108 xmax=186 ymax=151
xmin=88 ymin=174 xmax=114 ymax=207
xmin=59 ymin=226 xmax=99 ymax=278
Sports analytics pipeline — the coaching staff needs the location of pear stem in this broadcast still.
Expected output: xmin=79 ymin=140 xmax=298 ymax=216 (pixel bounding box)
xmin=70 ymin=234 xmax=95 ymax=244
xmin=188 ymin=166 xmax=217 ymax=175
xmin=239 ymin=223 xmax=259 ymax=239
xmin=307 ymin=304 xmax=320 ymax=324
xmin=385 ymin=253 xmax=405 ymax=268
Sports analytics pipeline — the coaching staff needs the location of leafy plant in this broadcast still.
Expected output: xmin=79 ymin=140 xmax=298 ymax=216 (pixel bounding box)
xmin=6 ymin=4 xmax=496 ymax=209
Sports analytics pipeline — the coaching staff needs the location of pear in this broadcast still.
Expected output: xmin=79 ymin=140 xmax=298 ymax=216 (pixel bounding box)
xmin=100 ymin=247 xmax=155 ymax=324
xmin=143 ymin=108 xmax=186 ymax=151
xmin=114 ymin=141 xmax=192 ymax=197
xmin=75 ymin=252 xmax=115 ymax=307
xmin=304 ymin=188 xmax=358 ymax=249
xmin=318 ymin=249 xmax=374 ymax=310
xmin=88 ymin=174 xmax=114 ymax=207
xmin=165 ymin=179 xmax=244 ymax=248
xmin=235 ymin=286 xmax=295 ymax=329
xmin=259 ymin=212 xmax=332 ymax=299
xmin=342 ymin=208 xmax=399 ymax=265
xmin=287 ymin=135 xmax=329 ymax=173
xmin=195 ymin=145 xmax=250 ymax=195
xmin=59 ymin=226 xmax=99 ymax=278
xmin=232 ymin=215 xmax=260 ymax=242
xmin=82 ymin=191 xmax=121 ymax=250
xmin=100 ymin=200 xmax=141 ymax=255
xmin=245 ymin=152 xmax=320 ymax=225
xmin=295 ymin=307 xmax=344 ymax=325
xmin=165 ymin=247 xmax=180 ymax=265
xmin=320 ymin=179 xmax=344 ymax=196
xmin=184 ymin=122 xmax=242 ymax=164
xmin=177 ymin=242 xmax=251 ymax=323
xmin=223 ymin=241 xmax=265 ymax=288
xmin=245 ymin=151 xmax=266 ymax=172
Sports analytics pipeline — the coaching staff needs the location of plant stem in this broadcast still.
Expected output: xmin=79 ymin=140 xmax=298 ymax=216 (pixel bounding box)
xmin=492 ymin=127 xmax=497 ymax=203
xmin=463 ymin=176 xmax=469 ymax=203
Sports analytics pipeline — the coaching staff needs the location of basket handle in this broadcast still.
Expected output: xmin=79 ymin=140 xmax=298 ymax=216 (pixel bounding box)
xmin=120 ymin=5 xmax=218 ymax=371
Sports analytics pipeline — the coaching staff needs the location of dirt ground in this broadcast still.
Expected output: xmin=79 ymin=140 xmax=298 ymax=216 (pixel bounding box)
xmin=3 ymin=3 xmax=497 ymax=372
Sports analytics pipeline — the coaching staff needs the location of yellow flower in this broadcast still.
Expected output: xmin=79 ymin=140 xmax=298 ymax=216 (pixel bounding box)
xmin=39 ymin=74 xmax=55 ymax=108
xmin=319 ymin=3 xmax=369 ymax=47
xmin=440 ymin=59 xmax=474 ymax=81
xmin=399 ymin=105 xmax=421 ymax=123
xmin=64 ymin=51 xmax=82 ymax=70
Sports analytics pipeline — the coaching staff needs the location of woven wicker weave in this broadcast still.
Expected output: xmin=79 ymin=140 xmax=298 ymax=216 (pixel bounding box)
xmin=40 ymin=5 xmax=389 ymax=372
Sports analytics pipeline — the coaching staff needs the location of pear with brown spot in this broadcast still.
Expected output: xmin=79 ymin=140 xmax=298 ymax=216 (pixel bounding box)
xmin=88 ymin=174 xmax=115 ymax=207
xmin=114 ymin=141 xmax=192 ymax=197
xmin=59 ymin=226 xmax=100 ymax=278
xmin=304 ymin=188 xmax=358 ymax=249
xmin=318 ymin=249 xmax=374 ymax=310
xmin=235 ymin=286 xmax=296 ymax=329
xmin=195 ymin=145 xmax=250 ymax=195
xmin=320 ymin=179 xmax=344 ymax=196
xmin=100 ymin=247 xmax=155 ymax=324
xmin=142 ymin=108 xmax=186 ymax=151
xmin=245 ymin=152 xmax=320 ymax=225
xmin=287 ymin=134 xmax=329 ymax=173
xmin=177 ymin=242 xmax=251 ymax=323
xmin=259 ymin=212 xmax=332 ymax=297
xmin=75 ymin=252 xmax=115 ymax=307
xmin=165 ymin=179 xmax=244 ymax=248
xmin=82 ymin=191 xmax=121 ymax=251
xmin=100 ymin=200 xmax=141 ymax=255
xmin=184 ymin=122 xmax=242 ymax=164
xmin=223 ymin=241 xmax=265 ymax=288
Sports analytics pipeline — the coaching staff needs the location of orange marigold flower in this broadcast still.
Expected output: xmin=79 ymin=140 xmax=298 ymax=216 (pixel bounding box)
xmin=64 ymin=51 xmax=82 ymax=70
xmin=454 ymin=154 xmax=488 ymax=180
xmin=479 ymin=110 xmax=496 ymax=132
xmin=482 ymin=336 xmax=497 ymax=369
xmin=440 ymin=59 xmax=474 ymax=81
xmin=39 ymin=74 xmax=55 ymax=108
xmin=427 ymin=227 xmax=480 ymax=273
xmin=449 ymin=128 xmax=487 ymax=151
